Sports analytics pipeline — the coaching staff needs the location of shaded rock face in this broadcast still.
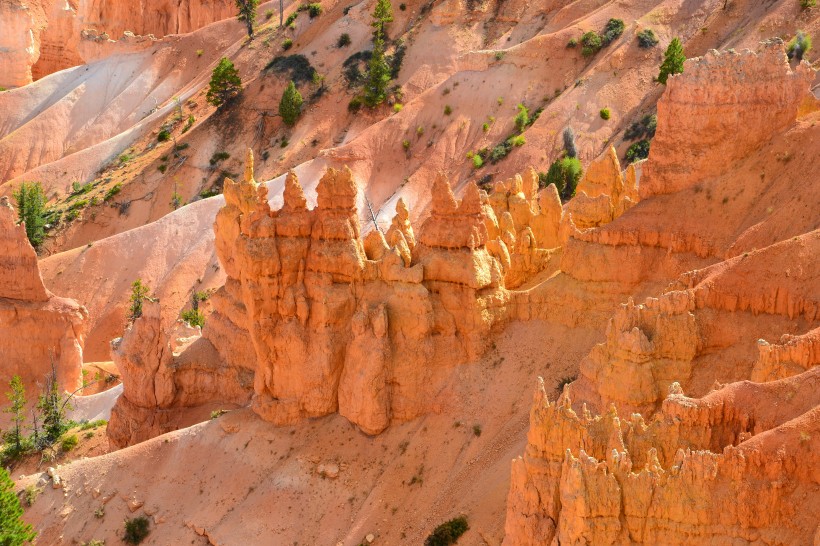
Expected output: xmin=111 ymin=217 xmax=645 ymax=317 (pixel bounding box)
xmin=0 ymin=197 xmax=87 ymax=392
xmin=210 ymin=153 xmax=511 ymax=434
xmin=0 ymin=0 xmax=235 ymax=87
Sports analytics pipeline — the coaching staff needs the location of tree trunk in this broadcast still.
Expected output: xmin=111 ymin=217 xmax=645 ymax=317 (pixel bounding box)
xmin=280 ymin=0 xmax=284 ymax=27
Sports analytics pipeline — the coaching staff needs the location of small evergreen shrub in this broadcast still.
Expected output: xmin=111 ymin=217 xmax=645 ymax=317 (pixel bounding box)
xmin=513 ymin=103 xmax=529 ymax=133
xmin=599 ymin=107 xmax=610 ymax=120
xmin=658 ymin=37 xmax=685 ymax=84
xmin=157 ymin=129 xmax=171 ymax=142
xmin=800 ymin=0 xmax=816 ymax=8
xmin=123 ymin=516 xmax=150 ymax=544
xmin=279 ymin=80 xmax=304 ymax=126
xmin=338 ymin=33 xmax=352 ymax=47
xmin=581 ymin=31 xmax=602 ymax=56
xmin=471 ymin=154 xmax=483 ymax=169
xmin=444 ymin=104 xmax=452 ymax=115
xmin=625 ymin=139 xmax=650 ymax=163
xmin=567 ymin=38 xmax=577 ymax=48
xmin=508 ymin=135 xmax=526 ymax=147
xmin=348 ymin=96 xmax=364 ymax=112
xmin=637 ymin=28 xmax=659 ymax=48
xmin=181 ymin=308 xmax=205 ymax=328
xmin=265 ymin=9 xmax=274 ymax=18
xmin=305 ymin=3 xmax=322 ymax=17
xmin=601 ymin=18 xmax=625 ymax=45
xmin=282 ymin=38 xmax=293 ymax=50
xmin=545 ymin=157 xmax=583 ymax=200
xmin=60 ymin=434 xmax=78 ymax=451
xmin=425 ymin=516 xmax=469 ymax=546
xmin=285 ymin=12 xmax=298 ymax=26
xmin=104 ymin=184 xmax=122 ymax=201
xmin=206 ymin=58 xmax=241 ymax=107
xmin=787 ymin=31 xmax=812 ymax=61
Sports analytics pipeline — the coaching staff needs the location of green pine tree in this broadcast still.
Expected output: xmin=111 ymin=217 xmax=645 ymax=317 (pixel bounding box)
xmin=658 ymin=37 xmax=685 ymax=84
xmin=0 ymin=467 xmax=36 ymax=545
xmin=206 ymin=58 xmax=242 ymax=108
xmin=11 ymin=182 xmax=46 ymax=250
xmin=364 ymin=32 xmax=391 ymax=107
xmin=128 ymin=279 xmax=150 ymax=323
xmin=278 ymin=81 xmax=304 ymax=126
xmin=37 ymin=364 xmax=70 ymax=445
xmin=235 ymin=0 xmax=259 ymax=38
xmin=371 ymin=0 xmax=393 ymax=35
xmin=4 ymin=377 xmax=27 ymax=459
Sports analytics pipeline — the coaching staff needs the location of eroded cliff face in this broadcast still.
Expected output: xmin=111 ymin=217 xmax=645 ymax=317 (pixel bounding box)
xmin=640 ymin=39 xmax=813 ymax=198
xmin=0 ymin=0 xmax=234 ymax=88
xmin=502 ymin=42 xmax=819 ymax=545
xmin=108 ymin=148 xmax=615 ymax=445
xmin=0 ymin=197 xmax=87 ymax=392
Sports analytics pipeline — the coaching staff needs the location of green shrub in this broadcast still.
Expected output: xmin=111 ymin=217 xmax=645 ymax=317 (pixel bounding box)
xmin=157 ymin=129 xmax=171 ymax=142
xmin=128 ymin=279 xmax=150 ymax=322
xmin=508 ymin=135 xmax=526 ymax=147
xmin=265 ymin=8 xmax=274 ymax=19
xmin=12 ymin=182 xmax=47 ymax=250
xmin=181 ymin=308 xmax=205 ymax=328
xmin=489 ymin=141 xmax=512 ymax=163
xmin=306 ymin=3 xmax=322 ymax=17
xmin=393 ymin=103 xmax=403 ymax=113
xmin=801 ymin=0 xmax=816 ymax=8
xmin=206 ymin=57 xmax=241 ymax=107
xmin=209 ymin=151 xmax=231 ymax=165
xmin=513 ymin=103 xmax=529 ymax=133
xmin=581 ymin=31 xmax=602 ymax=56
xmin=787 ymin=31 xmax=812 ymax=61
xmin=599 ymin=107 xmax=610 ymax=120
xmin=637 ymin=28 xmax=659 ymax=48
xmin=211 ymin=409 xmax=228 ymax=419
xmin=425 ymin=516 xmax=469 ymax=546
xmin=182 ymin=114 xmax=195 ymax=133
xmin=285 ymin=12 xmax=298 ymax=26
xmin=402 ymin=139 xmax=410 ymax=151
xmin=624 ymin=113 xmax=657 ymax=140
xmin=472 ymin=424 xmax=482 ymax=436
xmin=196 ymin=49 xmax=204 ymax=56
xmin=0 ymin=467 xmax=36 ymax=544
xmin=279 ymin=80 xmax=303 ymax=126
xmin=545 ymin=157 xmax=583 ymax=200
xmin=338 ymin=33 xmax=352 ymax=47
xmin=658 ymin=37 xmax=685 ymax=84
xmin=567 ymin=38 xmax=578 ymax=48
xmin=79 ymin=419 xmax=107 ymax=430
xmin=444 ymin=105 xmax=452 ymax=115
xmin=157 ymin=164 xmax=167 ymax=173
xmin=625 ymin=139 xmax=651 ymax=163
xmin=471 ymin=154 xmax=483 ymax=169
xmin=601 ymin=18 xmax=625 ymax=45
xmin=123 ymin=516 xmax=150 ymax=544
xmin=60 ymin=434 xmax=78 ymax=451
xmin=103 ymin=182 xmax=122 ymax=201
xmin=348 ymin=96 xmax=364 ymax=112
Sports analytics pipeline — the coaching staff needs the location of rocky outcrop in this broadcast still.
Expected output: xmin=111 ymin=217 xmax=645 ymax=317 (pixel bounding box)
xmin=566 ymin=146 xmax=638 ymax=229
xmin=504 ymin=369 xmax=820 ymax=545
xmin=210 ymin=152 xmax=509 ymax=434
xmin=640 ymin=40 xmax=813 ymax=198
xmin=0 ymin=0 xmax=235 ymax=87
xmin=0 ymin=197 xmax=87 ymax=392
xmin=107 ymin=300 xmax=253 ymax=448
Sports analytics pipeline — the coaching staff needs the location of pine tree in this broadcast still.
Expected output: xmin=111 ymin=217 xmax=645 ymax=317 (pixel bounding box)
xmin=206 ymin=58 xmax=242 ymax=108
xmin=11 ymin=182 xmax=46 ymax=250
xmin=0 ymin=467 xmax=36 ymax=545
xmin=37 ymin=362 xmax=69 ymax=445
xmin=235 ymin=0 xmax=259 ymax=38
xmin=128 ymin=279 xmax=150 ymax=322
xmin=658 ymin=37 xmax=685 ymax=84
xmin=364 ymin=32 xmax=391 ymax=107
xmin=4 ymin=377 xmax=27 ymax=458
xmin=371 ymin=0 xmax=393 ymax=35
xmin=278 ymin=81 xmax=304 ymax=126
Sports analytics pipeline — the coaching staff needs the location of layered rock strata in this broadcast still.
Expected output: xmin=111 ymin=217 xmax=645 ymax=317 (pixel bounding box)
xmin=0 ymin=197 xmax=87 ymax=392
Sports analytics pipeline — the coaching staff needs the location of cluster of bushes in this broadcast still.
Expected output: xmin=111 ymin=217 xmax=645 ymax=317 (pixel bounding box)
xmin=623 ymin=113 xmax=657 ymax=164
xmin=425 ymin=516 xmax=469 ymax=546
xmin=637 ymin=28 xmax=659 ymax=48
xmin=571 ymin=18 xmax=625 ymax=56
xmin=541 ymin=127 xmax=582 ymax=200
xmin=787 ymin=31 xmax=812 ymax=62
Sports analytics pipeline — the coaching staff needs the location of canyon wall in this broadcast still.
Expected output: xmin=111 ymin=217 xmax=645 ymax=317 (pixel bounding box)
xmin=0 ymin=0 xmax=235 ymax=88
xmin=0 ymin=197 xmax=87 ymax=393
xmin=108 ymin=149 xmax=616 ymax=445
xmin=502 ymin=42 xmax=819 ymax=545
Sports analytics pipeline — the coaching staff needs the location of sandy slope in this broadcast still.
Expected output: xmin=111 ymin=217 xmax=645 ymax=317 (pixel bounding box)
xmin=20 ymin=319 xmax=599 ymax=545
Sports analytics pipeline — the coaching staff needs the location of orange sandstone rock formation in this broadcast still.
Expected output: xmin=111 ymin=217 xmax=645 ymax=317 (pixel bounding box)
xmin=107 ymin=300 xmax=252 ymax=448
xmin=0 ymin=197 xmax=87 ymax=392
